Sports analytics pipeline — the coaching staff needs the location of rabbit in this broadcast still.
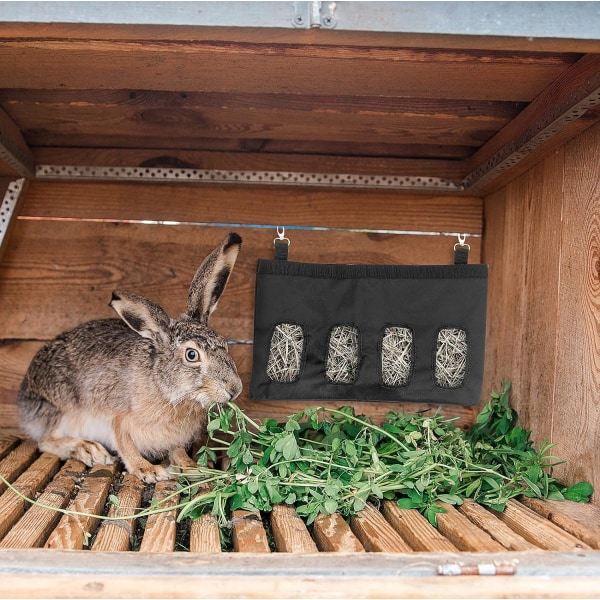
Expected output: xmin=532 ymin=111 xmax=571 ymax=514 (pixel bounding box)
xmin=17 ymin=232 xmax=243 ymax=483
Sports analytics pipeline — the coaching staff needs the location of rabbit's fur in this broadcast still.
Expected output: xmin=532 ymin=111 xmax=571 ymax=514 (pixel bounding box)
xmin=18 ymin=233 xmax=243 ymax=483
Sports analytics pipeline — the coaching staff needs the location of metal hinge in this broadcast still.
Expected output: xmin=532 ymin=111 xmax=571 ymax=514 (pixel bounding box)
xmin=293 ymin=1 xmax=337 ymax=29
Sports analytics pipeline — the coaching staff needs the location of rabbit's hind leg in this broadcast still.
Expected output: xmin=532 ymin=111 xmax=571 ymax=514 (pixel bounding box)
xmin=38 ymin=434 xmax=115 ymax=467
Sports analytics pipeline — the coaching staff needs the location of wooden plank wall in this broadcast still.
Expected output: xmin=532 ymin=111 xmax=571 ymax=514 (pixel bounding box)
xmin=483 ymin=121 xmax=600 ymax=502
xmin=0 ymin=182 xmax=483 ymax=429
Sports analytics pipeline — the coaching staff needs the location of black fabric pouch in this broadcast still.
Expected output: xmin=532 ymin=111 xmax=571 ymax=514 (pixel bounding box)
xmin=250 ymin=241 xmax=488 ymax=406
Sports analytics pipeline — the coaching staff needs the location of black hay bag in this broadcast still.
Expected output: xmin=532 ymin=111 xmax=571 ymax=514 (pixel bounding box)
xmin=250 ymin=255 xmax=488 ymax=406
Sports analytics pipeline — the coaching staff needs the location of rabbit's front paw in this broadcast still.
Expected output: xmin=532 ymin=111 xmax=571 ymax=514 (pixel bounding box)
xmin=132 ymin=463 xmax=171 ymax=484
xmin=73 ymin=440 xmax=115 ymax=467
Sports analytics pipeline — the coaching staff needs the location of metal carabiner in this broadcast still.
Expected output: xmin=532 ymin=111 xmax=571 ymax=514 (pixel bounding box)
xmin=274 ymin=225 xmax=291 ymax=246
xmin=454 ymin=233 xmax=470 ymax=251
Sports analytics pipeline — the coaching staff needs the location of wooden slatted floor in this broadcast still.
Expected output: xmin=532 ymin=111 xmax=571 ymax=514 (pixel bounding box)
xmin=1 ymin=434 xmax=599 ymax=554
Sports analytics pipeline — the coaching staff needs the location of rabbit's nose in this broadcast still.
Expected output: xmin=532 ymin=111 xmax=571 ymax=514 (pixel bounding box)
xmin=226 ymin=382 xmax=242 ymax=401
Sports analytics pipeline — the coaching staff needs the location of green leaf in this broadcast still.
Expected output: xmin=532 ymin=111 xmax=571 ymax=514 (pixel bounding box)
xmin=563 ymin=482 xmax=594 ymax=502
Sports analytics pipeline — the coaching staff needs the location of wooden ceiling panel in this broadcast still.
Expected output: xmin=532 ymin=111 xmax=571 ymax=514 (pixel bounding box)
xmin=0 ymin=19 xmax=598 ymax=194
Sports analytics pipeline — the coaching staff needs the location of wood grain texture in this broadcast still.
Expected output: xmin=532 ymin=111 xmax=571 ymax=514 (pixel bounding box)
xmin=458 ymin=499 xmax=539 ymax=551
xmin=0 ymin=439 xmax=39 ymax=495
xmin=552 ymin=121 xmax=600 ymax=496
xmin=520 ymin=497 xmax=600 ymax=549
xmin=139 ymin=481 xmax=180 ymax=553
xmin=0 ymin=434 xmax=21 ymax=461
xmin=2 ymin=90 xmax=522 ymax=152
xmin=189 ymin=514 xmax=222 ymax=553
xmin=231 ymin=510 xmax=271 ymax=553
xmin=45 ymin=462 xmax=119 ymax=550
xmin=350 ymin=503 xmax=413 ymax=552
xmin=381 ymin=501 xmax=458 ymax=552
xmin=483 ymin=121 xmax=600 ymax=502
xmin=482 ymin=149 xmax=564 ymax=447
xmin=18 ymin=180 xmax=484 ymax=234
xmin=0 ymin=38 xmax=576 ymax=101
xmin=0 ymin=452 xmax=61 ymax=542
xmin=269 ymin=504 xmax=318 ymax=553
xmin=435 ymin=502 xmax=504 ymax=552
xmin=31 ymin=147 xmax=469 ymax=179
xmin=494 ymin=500 xmax=591 ymax=551
xmin=0 ymin=459 xmax=86 ymax=549
xmin=91 ymin=473 xmax=144 ymax=552
xmin=311 ymin=513 xmax=365 ymax=553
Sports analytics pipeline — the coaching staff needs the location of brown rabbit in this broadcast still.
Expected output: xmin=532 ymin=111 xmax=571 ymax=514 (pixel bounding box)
xmin=17 ymin=233 xmax=243 ymax=483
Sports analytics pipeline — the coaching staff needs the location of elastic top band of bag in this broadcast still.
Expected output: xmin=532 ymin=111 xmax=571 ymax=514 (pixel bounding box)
xmin=256 ymin=259 xmax=488 ymax=279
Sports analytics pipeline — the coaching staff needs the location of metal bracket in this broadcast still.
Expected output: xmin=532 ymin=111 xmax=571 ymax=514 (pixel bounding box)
xmin=35 ymin=165 xmax=463 ymax=191
xmin=293 ymin=1 xmax=336 ymax=29
xmin=0 ymin=178 xmax=26 ymax=253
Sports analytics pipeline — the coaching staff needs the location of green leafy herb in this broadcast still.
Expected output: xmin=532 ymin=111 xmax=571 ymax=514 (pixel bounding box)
xmin=176 ymin=380 xmax=593 ymax=527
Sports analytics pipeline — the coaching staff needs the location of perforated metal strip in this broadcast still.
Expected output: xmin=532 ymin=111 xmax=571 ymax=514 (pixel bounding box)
xmin=0 ymin=178 xmax=26 ymax=250
xmin=463 ymin=79 xmax=600 ymax=192
xmin=35 ymin=165 xmax=464 ymax=192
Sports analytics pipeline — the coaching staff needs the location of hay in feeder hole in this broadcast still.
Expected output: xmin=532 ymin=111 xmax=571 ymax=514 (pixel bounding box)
xmin=266 ymin=323 xmax=305 ymax=383
xmin=434 ymin=327 xmax=467 ymax=388
xmin=381 ymin=326 xmax=413 ymax=386
xmin=326 ymin=325 xmax=360 ymax=384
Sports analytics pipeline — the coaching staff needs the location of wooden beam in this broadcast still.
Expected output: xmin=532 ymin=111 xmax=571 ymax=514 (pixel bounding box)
xmin=0 ymin=108 xmax=34 ymax=178
xmin=463 ymin=53 xmax=600 ymax=194
xmin=0 ymin=38 xmax=577 ymax=102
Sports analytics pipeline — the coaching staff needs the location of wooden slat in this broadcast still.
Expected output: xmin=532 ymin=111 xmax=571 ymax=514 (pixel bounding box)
xmin=520 ymin=497 xmax=600 ymax=550
xmin=312 ymin=513 xmax=365 ymax=553
xmin=1 ymin=21 xmax=598 ymax=53
xmin=552 ymin=121 xmax=600 ymax=498
xmin=0 ymin=439 xmax=39 ymax=496
xmin=350 ymin=503 xmax=412 ymax=552
xmin=494 ymin=500 xmax=591 ymax=551
xmin=19 ymin=180 xmax=483 ymax=235
xmin=2 ymin=90 xmax=521 ymax=150
xmin=91 ymin=473 xmax=144 ymax=552
xmin=45 ymin=462 xmax=119 ymax=550
xmin=435 ymin=502 xmax=505 ymax=552
xmin=466 ymin=55 xmax=600 ymax=194
xmin=138 ymin=481 xmax=180 ymax=553
xmin=482 ymin=150 xmax=564 ymax=450
xmin=0 ymin=38 xmax=576 ymax=102
xmin=381 ymin=501 xmax=458 ymax=552
xmin=270 ymin=504 xmax=318 ymax=554
xmin=0 ymin=107 xmax=34 ymax=177
xmin=0 ymin=452 xmax=61 ymax=542
xmin=231 ymin=510 xmax=271 ymax=553
xmin=189 ymin=513 xmax=222 ymax=553
xmin=0 ymin=434 xmax=21 ymax=461
xmin=0 ymin=459 xmax=87 ymax=549
xmin=458 ymin=498 xmax=539 ymax=551
xmin=32 ymin=147 xmax=468 ymax=179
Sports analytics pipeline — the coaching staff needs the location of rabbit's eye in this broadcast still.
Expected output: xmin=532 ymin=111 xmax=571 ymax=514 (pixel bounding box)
xmin=185 ymin=348 xmax=201 ymax=363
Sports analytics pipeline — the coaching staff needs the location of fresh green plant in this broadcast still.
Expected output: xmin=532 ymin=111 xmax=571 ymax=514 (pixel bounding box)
xmin=0 ymin=381 xmax=592 ymax=531
xmin=176 ymin=380 xmax=593 ymax=527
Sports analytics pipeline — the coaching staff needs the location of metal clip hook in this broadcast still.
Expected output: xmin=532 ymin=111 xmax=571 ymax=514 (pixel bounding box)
xmin=454 ymin=233 xmax=470 ymax=251
xmin=274 ymin=225 xmax=291 ymax=246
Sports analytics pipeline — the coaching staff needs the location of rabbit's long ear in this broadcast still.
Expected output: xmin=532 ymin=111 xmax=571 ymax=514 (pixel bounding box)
xmin=110 ymin=291 xmax=171 ymax=344
xmin=187 ymin=232 xmax=242 ymax=324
